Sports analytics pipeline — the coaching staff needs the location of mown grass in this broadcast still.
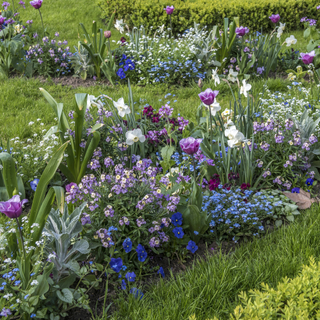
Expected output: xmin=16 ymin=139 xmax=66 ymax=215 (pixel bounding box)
xmin=108 ymin=205 xmax=320 ymax=320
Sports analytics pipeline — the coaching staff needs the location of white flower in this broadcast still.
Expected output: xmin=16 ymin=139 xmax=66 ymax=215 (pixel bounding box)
xmin=277 ymin=23 xmax=286 ymax=38
xmin=208 ymin=99 xmax=221 ymax=116
xmin=31 ymin=280 xmax=39 ymax=286
xmin=224 ymin=119 xmax=234 ymax=128
xmin=212 ymin=67 xmax=220 ymax=86
xmin=125 ymin=129 xmax=146 ymax=145
xmin=240 ymin=79 xmax=252 ymax=97
xmin=28 ymin=121 xmax=34 ymax=126
xmin=227 ymin=68 xmax=238 ymax=83
xmin=285 ymin=35 xmax=297 ymax=47
xmin=113 ymin=98 xmax=131 ymax=117
xmin=225 ymin=126 xmax=245 ymax=148
xmin=114 ymin=19 xmax=124 ymax=34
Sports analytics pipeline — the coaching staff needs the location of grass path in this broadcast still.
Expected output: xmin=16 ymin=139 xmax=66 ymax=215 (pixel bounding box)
xmin=110 ymin=205 xmax=320 ymax=320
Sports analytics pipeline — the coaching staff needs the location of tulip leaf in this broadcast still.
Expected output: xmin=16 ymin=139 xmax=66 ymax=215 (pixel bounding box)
xmin=0 ymin=152 xmax=19 ymax=199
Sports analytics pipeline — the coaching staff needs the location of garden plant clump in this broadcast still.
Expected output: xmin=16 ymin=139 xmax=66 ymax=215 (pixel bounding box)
xmin=1 ymin=0 xmax=320 ymax=319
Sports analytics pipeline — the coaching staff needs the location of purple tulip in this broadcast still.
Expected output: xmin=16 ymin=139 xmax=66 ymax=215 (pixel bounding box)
xmin=235 ymin=26 xmax=247 ymax=36
xmin=198 ymin=88 xmax=219 ymax=106
xmin=179 ymin=137 xmax=202 ymax=155
xmin=0 ymin=195 xmax=28 ymax=219
xmin=0 ymin=16 xmax=5 ymax=25
xmin=269 ymin=14 xmax=280 ymax=23
xmin=300 ymin=51 xmax=315 ymax=64
xmin=164 ymin=5 xmax=174 ymax=15
xmin=30 ymin=0 xmax=42 ymax=9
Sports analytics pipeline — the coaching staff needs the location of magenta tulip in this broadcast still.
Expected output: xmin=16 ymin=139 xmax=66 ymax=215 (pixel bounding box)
xmin=104 ymin=30 xmax=111 ymax=38
xmin=198 ymin=88 xmax=219 ymax=106
xmin=0 ymin=16 xmax=5 ymax=25
xmin=269 ymin=14 xmax=280 ymax=23
xmin=0 ymin=195 xmax=28 ymax=219
xmin=164 ymin=5 xmax=174 ymax=15
xmin=179 ymin=137 xmax=202 ymax=155
xmin=30 ymin=0 xmax=42 ymax=9
xmin=300 ymin=51 xmax=315 ymax=64
xmin=235 ymin=26 xmax=247 ymax=36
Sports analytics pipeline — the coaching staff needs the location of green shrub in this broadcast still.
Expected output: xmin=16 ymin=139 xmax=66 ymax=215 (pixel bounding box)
xmin=97 ymin=0 xmax=319 ymax=33
xmin=230 ymin=257 xmax=320 ymax=319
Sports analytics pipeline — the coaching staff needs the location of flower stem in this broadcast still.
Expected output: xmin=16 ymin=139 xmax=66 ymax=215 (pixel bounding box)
xmin=38 ymin=9 xmax=45 ymax=37
xmin=15 ymin=218 xmax=26 ymax=260
xmin=12 ymin=0 xmax=15 ymax=13
xmin=191 ymin=154 xmax=196 ymax=182
xmin=170 ymin=15 xmax=172 ymax=37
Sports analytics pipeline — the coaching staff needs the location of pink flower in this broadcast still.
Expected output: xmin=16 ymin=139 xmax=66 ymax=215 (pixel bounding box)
xmin=300 ymin=51 xmax=315 ymax=64
xmin=30 ymin=0 xmax=42 ymax=9
xmin=0 ymin=195 xmax=28 ymax=219
xmin=269 ymin=14 xmax=280 ymax=23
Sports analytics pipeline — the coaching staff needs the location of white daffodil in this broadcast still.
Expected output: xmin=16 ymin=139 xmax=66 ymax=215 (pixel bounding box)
xmin=113 ymin=98 xmax=131 ymax=117
xmin=227 ymin=68 xmax=238 ymax=83
xmin=285 ymin=35 xmax=297 ymax=47
xmin=224 ymin=119 xmax=234 ymax=129
xmin=209 ymin=99 xmax=221 ymax=116
xmin=114 ymin=19 xmax=124 ymax=34
xmin=277 ymin=22 xmax=285 ymax=38
xmin=87 ymin=95 xmax=103 ymax=110
xmin=212 ymin=67 xmax=220 ymax=86
xmin=240 ymin=79 xmax=252 ymax=97
xmin=125 ymin=129 xmax=146 ymax=145
xmin=224 ymin=126 xmax=245 ymax=148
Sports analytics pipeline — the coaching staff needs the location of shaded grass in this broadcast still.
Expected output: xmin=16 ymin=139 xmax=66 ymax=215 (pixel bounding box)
xmin=110 ymin=205 xmax=320 ymax=320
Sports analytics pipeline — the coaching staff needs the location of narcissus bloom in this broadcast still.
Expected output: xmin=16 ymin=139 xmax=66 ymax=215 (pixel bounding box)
xmin=113 ymin=97 xmax=131 ymax=117
xmin=126 ymin=129 xmax=146 ymax=145
xmin=240 ymin=79 xmax=252 ymax=97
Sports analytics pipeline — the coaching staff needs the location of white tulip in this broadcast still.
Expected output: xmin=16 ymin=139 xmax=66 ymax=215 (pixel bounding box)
xmin=113 ymin=98 xmax=131 ymax=117
xmin=126 ymin=129 xmax=146 ymax=145
xmin=114 ymin=19 xmax=124 ymax=34
xmin=227 ymin=68 xmax=238 ymax=83
xmin=225 ymin=126 xmax=245 ymax=148
xmin=212 ymin=67 xmax=220 ymax=86
xmin=285 ymin=35 xmax=297 ymax=47
xmin=240 ymin=79 xmax=252 ymax=97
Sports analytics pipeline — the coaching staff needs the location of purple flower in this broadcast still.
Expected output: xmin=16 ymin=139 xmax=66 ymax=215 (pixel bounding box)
xmin=0 ymin=16 xmax=5 ymax=25
xmin=33 ymin=32 xmax=38 ymax=38
xmin=172 ymin=227 xmax=184 ymax=239
xmin=19 ymin=0 xmax=26 ymax=8
xmin=55 ymin=32 xmax=59 ymax=37
xmin=104 ymin=30 xmax=111 ymax=38
xmin=300 ymin=51 xmax=315 ymax=64
xmin=164 ymin=5 xmax=174 ymax=15
xmin=0 ymin=308 xmax=11 ymax=317
xmin=30 ymin=178 xmax=39 ymax=191
xmin=170 ymin=212 xmax=183 ymax=226
xmin=157 ymin=266 xmax=165 ymax=278
xmin=0 ymin=195 xmax=28 ymax=219
xmin=30 ymin=0 xmax=42 ymax=9
xmin=186 ymin=240 xmax=198 ymax=254
xmin=236 ymin=26 xmax=247 ymax=36
xmin=198 ymin=88 xmax=219 ymax=105
xmin=269 ymin=14 xmax=280 ymax=23
xmin=179 ymin=137 xmax=201 ymax=155
xmin=306 ymin=178 xmax=314 ymax=186
xmin=318 ymin=5 xmax=320 ymax=9
xmin=257 ymin=66 xmax=265 ymax=74
xmin=125 ymin=272 xmax=136 ymax=282
xmin=66 ymin=182 xmax=77 ymax=192
xmin=26 ymin=19 xmax=33 ymax=24
xmin=110 ymin=257 xmax=123 ymax=273
xmin=291 ymin=187 xmax=300 ymax=193
xmin=2 ymin=2 xmax=10 ymax=10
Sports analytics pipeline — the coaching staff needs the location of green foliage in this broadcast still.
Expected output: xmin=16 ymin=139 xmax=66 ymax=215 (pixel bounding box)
xmin=40 ymin=88 xmax=104 ymax=184
xmin=97 ymin=0 xmax=319 ymax=33
xmin=231 ymin=257 xmax=320 ymax=319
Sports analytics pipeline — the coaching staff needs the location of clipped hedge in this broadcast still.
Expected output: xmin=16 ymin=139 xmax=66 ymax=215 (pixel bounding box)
xmin=97 ymin=0 xmax=319 ymax=32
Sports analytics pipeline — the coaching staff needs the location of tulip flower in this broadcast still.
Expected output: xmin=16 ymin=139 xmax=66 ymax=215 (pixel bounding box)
xmin=235 ymin=26 xmax=246 ymax=36
xmin=29 ymin=0 xmax=42 ymax=9
xmin=179 ymin=137 xmax=201 ymax=155
xmin=104 ymin=30 xmax=111 ymax=38
xmin=164 ymin=5 xmax=174 ymax=15
xmin=300 ymin=51 xmax=315 ymax=64
xmin=0 ymin=195 xmax=28 ymax=219
xmin=269 ymin=14 xmax=280 ymax=23
xmin=0 ymin=16 xmax=5 ymax=25
xmin=198 ymin=88 xmax=219 ymax=106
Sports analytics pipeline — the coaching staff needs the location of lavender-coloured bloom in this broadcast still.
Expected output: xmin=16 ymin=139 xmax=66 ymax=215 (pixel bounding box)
xmin=125 ymin=271 xmax=136 ymax=282
xmin=2 ymin=2 xmax=10 ymax=10
xmin=198 ymin=88 xmax=219 ymax=105
xmin=257 ymin=66 xmax=265 ymax=74
xmin=236 ymin=26 xmax=247 ymax=36
xmin=33 ymin=32 xmax=38 ymax=38
xmin=269 ymin=14 xmax=280 ymax=23
xmin=0 ymin=195 xmax=28 ymax=219
xmin=19 ymin=0 xmax=26 ymax=8
xmin=318 ymin=5 xmax=320 ymax=9
xmin=26 ymin=19 xmax=33 ymax=24
xmin=300 ymin=51 xmax=315 ymax=64
xmin=164 ymin=5 xmax=174 ymax=15
xmin=0 ymin=308 xmax=11 ymax=317
xmin=30 ymin=178 xmax=39 ymax=191
xmin=0 ymin=16 xmax=5 ymax=25
xmin=179 ymin=137 xmax=201 ymax=155
xmin=30 ymin=0 xmax=42 ymax=9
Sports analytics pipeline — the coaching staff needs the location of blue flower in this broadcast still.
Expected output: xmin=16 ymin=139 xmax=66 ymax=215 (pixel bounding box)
xmin=129 ymin=287 xmax=144 ymax=300
xmin=30 ymin=179 xmax=39 ymax=192
xmin=136 ymin=244 xmax=147 ymax=262
xmin=31 ymin=314 xmax=36 ymax=318
xmin=24 ymin=294 xmax=29 ymax=300
xmin=306 ymin=178 xmax=314 ymax=186
xmin=122 ymin=238 xmax=132 ymax=253
xmin=121 ymin=279 xmax=126 ymax=290
xmin=157 ymin=267 xmax=165 ymax=278
xmin=170 ymin=212 xmax=183 ymax=226
xmin=291 ymin=187 xmax=300 ymax=193
xmin=110 ymin=257 xmax=123 ymax=273
xmin=116 ymin=68 xmax=126 ymax=79
xmin=186 ymin=240 xmax=198 ymax=254
xmin=125 ymin=272 xmax=136 ymax=282
xmin=172 ymin=227 xmax=184 ymax=239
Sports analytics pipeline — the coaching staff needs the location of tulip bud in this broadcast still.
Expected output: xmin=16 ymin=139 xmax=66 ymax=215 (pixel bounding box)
xmin=104 ymin=30 xmax=112 ymax=38
xmin=198 ymin=78 xmax=203 ymax=88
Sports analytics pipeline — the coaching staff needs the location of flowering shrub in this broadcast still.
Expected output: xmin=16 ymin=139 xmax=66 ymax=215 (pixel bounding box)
xmin=26 ymin=33 xmax=73 ymax=76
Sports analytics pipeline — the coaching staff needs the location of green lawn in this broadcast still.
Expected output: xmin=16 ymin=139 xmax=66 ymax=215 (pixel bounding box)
xmin=110 ymin=205 xmax=320 ymax=320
